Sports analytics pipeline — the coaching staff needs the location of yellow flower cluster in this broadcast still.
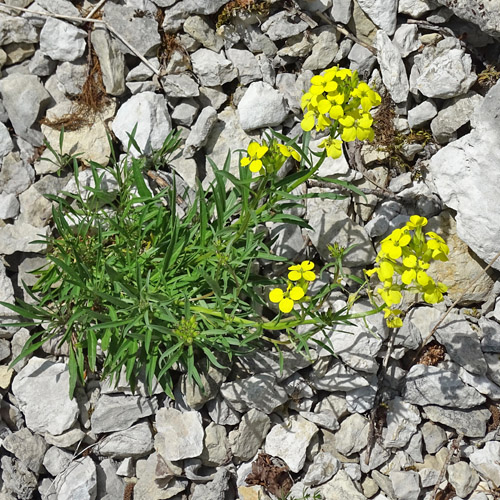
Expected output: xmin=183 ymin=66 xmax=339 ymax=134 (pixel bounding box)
xmin=269 ymin=260 xmax=316 ymax=313
xmin=365 ymin=215 xmax=449 ymax=328
xmin=240 ymin=139 xmax=301 ymax=174
xmin=300 ymin=67 xmax=381 ymax=158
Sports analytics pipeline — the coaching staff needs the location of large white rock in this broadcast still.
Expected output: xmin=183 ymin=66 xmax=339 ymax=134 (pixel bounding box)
xmin=469 ymin=441 xmax=500 ymax=486
xmin=265 ymin=415 xmax=318 ymax=472
xmin=434 ymin=0 xmax=500 ymax=39
xmin=155 ymin=408 xmax=204 ymax=461
xmin=190 ymin=48 xmax=237 ymax=87
xmin=358 ymin=0 xmax=398 ymax=35
xmin=428 ymin=80 xmax=500 ymax=271
xmin=0 ymin=73 xmax=51 ymax=145
xmin=11 ymin=357 xmax=80 ymax=435
xmin=112 ymin=92 xmax=172 ymax=157
xmin=412 ymin=38 xmax=476 ymax=99
xmin=374 ymin=30 xmax=409 ymax=104
xmin=39 ymin=17 xmax=86 ymax=62
xmin=53 ymin=456 xmax=97 ymax=500
xmin=237 ymin=81 xmax=288 ymax=131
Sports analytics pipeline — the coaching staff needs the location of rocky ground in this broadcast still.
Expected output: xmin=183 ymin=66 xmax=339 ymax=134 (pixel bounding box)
xmin=1 ymin=0 xmax=500 ymax=499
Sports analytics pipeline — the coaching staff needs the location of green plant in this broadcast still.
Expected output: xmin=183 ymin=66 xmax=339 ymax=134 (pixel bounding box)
xmin=1 ymin=68 xmax=434 ymax=398
xmin=281 ymin=487 xmax=324 ymax=500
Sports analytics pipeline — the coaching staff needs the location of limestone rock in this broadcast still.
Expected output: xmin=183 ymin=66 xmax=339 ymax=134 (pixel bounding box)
xmin=11 ymin=357 xmax=79 ymax=435
xmin=39 ymin=17 xmax=87 ymax=62
xmin=155 ymin=408 xmax=204 ymax=461
xmin=237 ymin=81 xmax=288 ymax=131
xmin=264 ymin=415 xmax=319 ymax=473
xmin=112 ymin=92 xmax=172 ymax=157
xmin=53 ymin=456 xmax=97 ymax=500
xmin=423 ymin=405 xmax=491 ymax=437
xmin=403 ymin=364 xmax=485 ymax=408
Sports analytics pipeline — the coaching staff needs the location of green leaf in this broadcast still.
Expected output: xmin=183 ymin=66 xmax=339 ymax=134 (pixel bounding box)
xmin=132 ymin=158 xmax=152 ymax=198
xmin=87 ymin=329 xmax=97 ymax=371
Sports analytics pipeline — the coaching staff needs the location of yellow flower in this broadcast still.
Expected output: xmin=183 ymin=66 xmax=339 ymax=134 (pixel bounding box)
xmin=422 ymin=281 xmax=447 ymax=304
xmin=309 ymin=74 xmax=339 ymax=95
xmin=384 ymin=308 xmax=403 ymax=328
xmin=288 ymin=260 xmax=316 ymax=282
xmin=426 ymin=232 xmax=449 ymax=261
xmin=381 ymin=228 xmax=411 ymax=259
xmin=406 ymin=215 xmax=428 ymax=229
xmin=351 ymin=82 xmax=381 ymax=112
xmin=318 ymin=137 xmax=342 ymax=159
xmin=241 ymin=142 xmax=268 ymax=173
xmin=269 ymin=285 xmax=305 ymax=313
xmin=378 ymin=282 xmax=402 ymax=307
xmin=278 ymin=144 xmax=301 ymax=162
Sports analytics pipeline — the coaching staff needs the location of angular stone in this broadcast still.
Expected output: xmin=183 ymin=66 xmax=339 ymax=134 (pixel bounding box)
xmin=0 ymin=12 xmax=38 ymax=45
xmin=226 ymin=48 xmax=262 ymax=85
xmin=469 ymin=442 xmax=500 ymax=487
xmin=305 ymin=194 xmax=376 ymax=266
xmin=404 ymin=364 xmax=485 ymax=408
xmin=384 ymin=398 xmax=421 ymax=448
xmin=431 ymin=92 xmax=483 ymax=144
xmin=206 ymin=393 xmax=241 ymax=425
xmin=134 ymin=452 xmax=187 ymax=500
xmin=330 ymin=0 xmax=353 ymax=24
xmin=191 ymin=467 xmax=232 ymax=500
xmin=0 ymin=191 xmax=19 ymax=220
xmin=413 ymin=38 xmax=476 ymax=99
xmin=423 ymin=405 xmax=491 ymax=438
xmin=112 ymin=92 xmax=172 ymax=157
xmin=448 ymin=461 xmax=479 ymax=498
xmin=184 ymin=15 xmax=223 ymax=52
xmin=229 ymin=409 xmax=271 ymax=462
xmin=155 ymin=408 xmax=204 ymax=461
xmin=426 ymin=212 xmax=496 ymax=305
xmin=318 ymin=322 xmax=382 ymax=373
xmin=261 ymin=11 xmax=308 ymax=41
xmin=421 ymin=422 xmax=447 ymax=454
xmin=390 ymin=470 xmax=420 ymax=500
xmin=200 ymin=422 xmax=230 ymax=467
xmin=0 ymin=73 xmax=51 ymax=145
xmin=96 ymin=458 xmax=125 ymax=500
xmin=55 ymin=60 xmax=86 ymax=95
xmin=103 ymin=2 xmax=160 ymax=56
xmin=42 ymin=101 xmax=116 ymax=165
xmin=11 ymin=357 xmax=79 ymax=435
xmin=434 ymin=0 xmax=500 ymax=39
xmin=302 ymin=27 xmax=339 ymax=71
xmin=95 ymin=422 xmax=154 ymax=459
xmin=184 ymin=106 xmax=218 ymax=158
xmin=303 ymin=451 xmax=340 ymax=486
xmin=91 ymin=27 xmax=125 ymax=96
xmin=53 ymin=456 xmax=97 ymax=500
xmin=322 ymin=469 xmax=367 ymax=500
xmin=237 ymin=81 xmax=288 ymax=131
xmin=358 ymin=0 xmax=398 ymax=35
xmin=407 ymin=100 xmax=438 ymax=129
xmin=374 ymin=30 xmax=409 ymax=104
xmin=2 ymin=427 xmax=48 ymax=474
xmin=434 ymin=311 xmax=487 ymax=375
xmin=191 ymin=48 xmax=237 ymax=87
xmin=398 ymin=0 xmax=437 ymax=17
xmin=161 ymin=74 xmax=199 ymax=98
xmin=28 ymin=49 xmax=56 ymax=76
xmin=1 ymin=456 xmax=37 ymax=500
xmin=43 ymin=446 xmax=74 ymax=477
xmin=264 ymin=415 xmax=318 ymax=473
xmin=184 ymin=0 xmax=227 ymax=15
xmin=91 ymin=394 xmax=158 ymax=434
xmin=39 ymin=17 xmax=86 ymax=62
xmin=309 ymin=360 xmax=370 ymax=392
xmin=221 ymin=373 xmax=288 ymax=414
xmin=430 ymin=80 xmax=500 ymax=271
xmin=0 ymin=122 xmax=13 ymax=158
xmin=393 ymin=24 xmax=419 ymax=58
xmin=335 ymin=413 xmax=370 ymax=456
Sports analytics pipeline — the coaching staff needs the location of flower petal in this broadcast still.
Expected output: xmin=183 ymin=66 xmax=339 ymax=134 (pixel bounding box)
xmin=279 ymin=298 xmax=294 ymax=313
xmin=289 ymin=286 xmax=305 ymax=301
xmin=269 ymin=288 xmax=283 ymax=303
